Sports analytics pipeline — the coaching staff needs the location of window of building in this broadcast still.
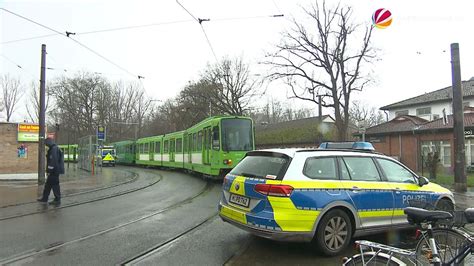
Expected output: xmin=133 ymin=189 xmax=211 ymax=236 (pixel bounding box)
xmin=464 ymin=102 xmax=470 ymax=108
xmin=416 ymin=107 xmax=431 ymax=116
xmin=421 ymin=141 xmax=451 ymax=167
xmin=303 ymin=157 xmax=337 ymax=180
xmin=395 ymin=110 xmax=409 ymax=117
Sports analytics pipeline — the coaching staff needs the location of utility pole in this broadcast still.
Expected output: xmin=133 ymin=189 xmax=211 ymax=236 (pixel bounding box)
xmin=451 ymin=43 xmax=466 ymax=192
xmin=38 ymin=44 xmax=46 ymax=185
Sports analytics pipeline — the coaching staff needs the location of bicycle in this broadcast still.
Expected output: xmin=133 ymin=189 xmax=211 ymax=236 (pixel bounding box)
xmin=343 ymin=207 xmax=474 ymax=265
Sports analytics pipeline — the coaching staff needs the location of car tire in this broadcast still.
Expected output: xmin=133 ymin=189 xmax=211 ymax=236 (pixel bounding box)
xmin=436 ymin=198 xmax=454 ymax=212
xmin=314 ymin=209 xmax=352 ymax=256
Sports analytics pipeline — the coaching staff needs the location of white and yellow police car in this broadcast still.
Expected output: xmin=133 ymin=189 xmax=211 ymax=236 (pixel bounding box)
xmin=218 ymin=142 xmax=454 ymax=256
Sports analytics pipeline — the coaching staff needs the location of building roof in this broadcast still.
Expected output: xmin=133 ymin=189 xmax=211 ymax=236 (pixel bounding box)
xmin=380 ymin=80 xmax=474 ymax=110
xmin=364 ymin=115 xmax=428 ymax=135
xmin=417 ymin=112 xmax=474 ymax=131
xmin=364 ymin=110 xmax=474 ymax=136
xmin=255 ymin=115 xmax=334 ymax=131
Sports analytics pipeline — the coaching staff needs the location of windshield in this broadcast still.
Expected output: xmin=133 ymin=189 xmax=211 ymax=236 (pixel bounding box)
xmin=102 ymin=149 xmax=115 ymax=156
xmin=221 ymin=119 xmax=253 ymax=151
xmin=230 ymin=152 xmax=290 ymax=180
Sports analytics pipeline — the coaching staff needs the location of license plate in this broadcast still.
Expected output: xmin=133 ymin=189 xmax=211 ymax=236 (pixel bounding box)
xmin=229 ymin=193 xmax=250 ymax=208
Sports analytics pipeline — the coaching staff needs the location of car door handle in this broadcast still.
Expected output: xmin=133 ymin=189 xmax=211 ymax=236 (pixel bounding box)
xmin=351 ymin=186 xmax=360 ymax=192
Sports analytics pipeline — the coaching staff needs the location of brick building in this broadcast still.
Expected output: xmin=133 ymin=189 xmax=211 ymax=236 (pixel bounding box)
xmin=0 ymin=122 xmax=39 ymax=174
xmin=363 ymin=111 xmax=474 ymax=174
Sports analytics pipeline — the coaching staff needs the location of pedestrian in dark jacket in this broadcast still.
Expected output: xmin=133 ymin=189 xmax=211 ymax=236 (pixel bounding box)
xmin=37 ymin=137 xmax=63 ymax=205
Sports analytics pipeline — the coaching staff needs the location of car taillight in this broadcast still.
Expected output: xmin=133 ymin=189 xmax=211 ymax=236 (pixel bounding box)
xmin=254 ymin=184 xmax=293 ymax=197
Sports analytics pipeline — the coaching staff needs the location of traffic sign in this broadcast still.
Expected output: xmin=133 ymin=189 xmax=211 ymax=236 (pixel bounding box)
xmin=97 ymin=126 xmax=106 ymax=141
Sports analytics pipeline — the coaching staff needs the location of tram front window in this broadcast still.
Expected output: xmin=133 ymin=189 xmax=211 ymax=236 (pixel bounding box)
xmin=221 ymin=119 xmax=253 ymax=151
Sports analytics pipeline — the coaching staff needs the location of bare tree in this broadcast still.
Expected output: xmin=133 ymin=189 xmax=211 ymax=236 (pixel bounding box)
xmin=266 ymin=1 xmax=375 ymax=140
xmin=206 ymin=57 xmax=260 ymax=115
xmin=133 ymin=86 xmax=152 ymax=139
xmin=349 ymin=100 xmax=385 ymax=128
xmin=25 ymin=81 xmax=51 ymax=123
xmin=1 ymin=74 xmax=24 ymax=122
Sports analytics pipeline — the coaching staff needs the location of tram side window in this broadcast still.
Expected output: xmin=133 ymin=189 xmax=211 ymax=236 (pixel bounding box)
xmin=193 ymin=133 xmax=197 ymax=152
xmin=170 ymin=140 xmax=175 ymax=153
xmin=207 ymin=129 xmax=212 ymax=149
xmin=212 ymin=127 xmax=220 ymax=150
xmin=164 ymin=140 xmax=169 ymax=153
xmin=197 ymin=131 xmax=203 ymax=151
xmin=155 ymin=142 xmax=161 ymax=153
xmin=144 ymin=143 xmax=149 ymax=153
xmin=176 ymin=138 xmax=182 ymax=153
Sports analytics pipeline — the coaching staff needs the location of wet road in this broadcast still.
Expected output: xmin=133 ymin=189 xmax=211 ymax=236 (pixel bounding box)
xmin=1 ymin=166 xmax=472 ymax=265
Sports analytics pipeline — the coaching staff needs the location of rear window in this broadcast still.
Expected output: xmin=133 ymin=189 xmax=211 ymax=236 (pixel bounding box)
xmin=229 ymin=152 xmax=290 ymax=180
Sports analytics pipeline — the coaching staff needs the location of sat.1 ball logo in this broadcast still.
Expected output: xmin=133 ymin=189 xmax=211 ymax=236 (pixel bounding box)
xmin=372 ymin=8 xmax=392 ymax=29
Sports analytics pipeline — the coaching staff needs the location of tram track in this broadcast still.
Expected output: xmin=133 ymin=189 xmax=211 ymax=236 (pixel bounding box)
xmin=0 ymin=180 xmax=214 ymax=265
xmin=0 ymin=169 xmax=160 ymax=221
xmin=121 ymin=213 xmax=219 ymax=265
xmin=0 ymin=169 xmax=139 ymax=209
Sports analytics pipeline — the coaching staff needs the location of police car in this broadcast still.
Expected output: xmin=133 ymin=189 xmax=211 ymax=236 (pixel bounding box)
xmin=218 ymin=142 xmax=454 ymax=256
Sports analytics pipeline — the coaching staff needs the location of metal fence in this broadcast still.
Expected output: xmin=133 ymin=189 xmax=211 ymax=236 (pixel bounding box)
xmin=78 ymin=135 xmax=98 ymax=173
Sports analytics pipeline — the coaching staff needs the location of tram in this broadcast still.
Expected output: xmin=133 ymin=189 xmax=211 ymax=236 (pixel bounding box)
xmin=112 ymin=116 xmax=255 ymax=179
xmin=58 ymin=144 xmax=79 ymax=162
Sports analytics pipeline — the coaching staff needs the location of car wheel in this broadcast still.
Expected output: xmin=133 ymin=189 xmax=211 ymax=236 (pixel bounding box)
xmin=314 ymin=209 xmax=352 ymax=256
xmin=436 ymin=198 xmax=454 ymax=213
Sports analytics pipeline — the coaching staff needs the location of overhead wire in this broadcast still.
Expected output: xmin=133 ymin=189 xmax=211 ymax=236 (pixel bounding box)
xmin=211 ymin=14 xmax=283 ymax=22
xmin=1 ymin=33 xmax=59 ymax=44
xmin=175 ymin=0 xmax=219 ymax=62
xmin=1 ymin=19 xmax=193 ymax=44
xmin=0 ymin=54 xmax=38 ymax=81
xmin=174 ymin=0 xmax=283 ymax=64
xmin=0 ymin=7 xmax=142 ymax=80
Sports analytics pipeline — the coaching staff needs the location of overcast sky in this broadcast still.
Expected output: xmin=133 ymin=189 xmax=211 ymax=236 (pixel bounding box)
xmin=1 ymin=0 xmax=473 ymax=122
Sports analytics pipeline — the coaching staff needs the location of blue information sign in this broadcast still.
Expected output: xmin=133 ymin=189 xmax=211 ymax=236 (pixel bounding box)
xmin=97 ymin=126 xmax=106 ymax=141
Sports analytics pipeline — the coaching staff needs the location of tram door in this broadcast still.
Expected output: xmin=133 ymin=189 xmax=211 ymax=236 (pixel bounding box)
xmin=170 ymin=138 xmax=175 ymax=162
xmin=203 ymin=127 xmax=211 ymax=165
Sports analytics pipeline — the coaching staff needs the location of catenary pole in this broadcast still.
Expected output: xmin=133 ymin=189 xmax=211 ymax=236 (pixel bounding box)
xmin=451 ymin=43 xmax=466 ymax=192
xmin=38 ymin=44 xmax=46 ymax=185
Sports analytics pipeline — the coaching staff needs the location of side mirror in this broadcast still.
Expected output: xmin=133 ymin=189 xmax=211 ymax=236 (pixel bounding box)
xmin=418 ymin=176 xmax=429 ymax=186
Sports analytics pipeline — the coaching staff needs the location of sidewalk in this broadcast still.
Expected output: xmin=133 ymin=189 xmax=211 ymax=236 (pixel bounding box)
xmin=0 ymin=165 xmax=136 ymax=207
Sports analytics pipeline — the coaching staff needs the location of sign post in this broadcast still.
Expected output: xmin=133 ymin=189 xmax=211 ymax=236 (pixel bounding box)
xmin=97 ymin=126 xmax=106 ymax=141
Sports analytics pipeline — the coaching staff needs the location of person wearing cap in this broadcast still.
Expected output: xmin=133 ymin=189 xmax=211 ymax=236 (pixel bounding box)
xmin=37 ymin=137 xmax=63 ymax=205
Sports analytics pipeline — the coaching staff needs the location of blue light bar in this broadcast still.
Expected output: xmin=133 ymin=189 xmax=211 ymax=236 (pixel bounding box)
xmin=318 ymin=142 xmax=375 ymax=151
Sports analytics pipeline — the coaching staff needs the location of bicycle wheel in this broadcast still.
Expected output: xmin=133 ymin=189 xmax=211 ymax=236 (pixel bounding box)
xmin=344 ymin=252 xmax=403 ymax=266
xmin=415 ymin=228 xmax=472 ymax=265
